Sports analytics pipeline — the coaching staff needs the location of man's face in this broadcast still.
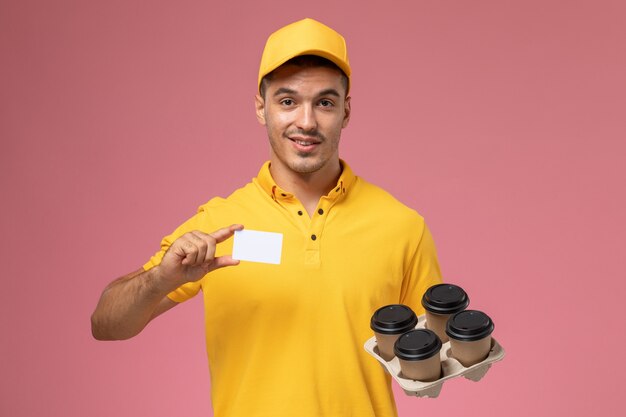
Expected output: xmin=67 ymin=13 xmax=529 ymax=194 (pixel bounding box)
xmin=255 ymin=65 xmax=351 ymax=177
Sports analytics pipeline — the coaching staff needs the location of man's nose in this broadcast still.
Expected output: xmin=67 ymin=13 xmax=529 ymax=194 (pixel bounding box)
xmin=295 ymin=104 xmax=317 ymax=131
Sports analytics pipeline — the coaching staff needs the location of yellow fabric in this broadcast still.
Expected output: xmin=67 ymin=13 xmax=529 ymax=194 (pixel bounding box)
xmin=143 ymin=161 xmax=442 ymax=417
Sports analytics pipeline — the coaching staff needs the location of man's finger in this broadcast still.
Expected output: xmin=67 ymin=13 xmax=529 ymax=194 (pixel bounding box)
xmin=208 ymin=255 xmax=240 ymax=273
xmin=208 ymin=224 xmax=244 ymax=244
xmin=187 ymin=232 xmax=209 ymax=265
xmin=178 ymin=239 xmax=199 ymax=265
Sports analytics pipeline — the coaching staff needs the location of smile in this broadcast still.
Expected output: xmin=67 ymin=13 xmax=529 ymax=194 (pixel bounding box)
xmin=288 ymin=136 xmax=321 ymax=149
xmin=293 ymin=139 xmax=317 ymax=146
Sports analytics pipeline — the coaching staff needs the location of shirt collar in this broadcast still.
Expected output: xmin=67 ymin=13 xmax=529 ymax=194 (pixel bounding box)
xmin=253 ymin=160 xmax=356 ymax=202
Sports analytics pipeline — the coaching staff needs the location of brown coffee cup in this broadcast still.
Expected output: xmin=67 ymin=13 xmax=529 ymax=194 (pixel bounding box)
xmin=370 ymin=305 xmax=418 ymax=361
xmin=394 ymin=329 xmax=442 ymax=381
xmin=421 ymin=283 xmax=469 ymax=343
xmin=446 ymin=310 xmax=494 ymax=367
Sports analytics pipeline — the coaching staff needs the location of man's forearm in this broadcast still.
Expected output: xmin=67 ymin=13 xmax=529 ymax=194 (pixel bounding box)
xmin=91 ymin=267 xmax=173 ymax=341
xmin=91 ymin=225 xmax=242 ymax=340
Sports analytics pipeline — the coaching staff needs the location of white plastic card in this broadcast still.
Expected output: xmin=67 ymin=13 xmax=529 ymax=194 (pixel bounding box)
xmin=232 ymin=230 xmax=283 ymax=265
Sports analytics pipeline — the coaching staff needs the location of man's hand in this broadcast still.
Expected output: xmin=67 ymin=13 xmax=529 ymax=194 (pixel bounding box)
xmin=155 ymin=224 xmax=244 ymax=289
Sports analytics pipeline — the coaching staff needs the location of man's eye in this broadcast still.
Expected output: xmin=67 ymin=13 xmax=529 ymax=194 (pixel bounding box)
xmin=319 ymin=100 xmax=333 ymax=107
xmin=280 ymin=99 xmax=294 ymax=106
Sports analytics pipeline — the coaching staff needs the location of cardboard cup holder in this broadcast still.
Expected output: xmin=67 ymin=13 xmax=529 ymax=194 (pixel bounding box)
xmin=364 ymin=314 xmax=505 ymax=398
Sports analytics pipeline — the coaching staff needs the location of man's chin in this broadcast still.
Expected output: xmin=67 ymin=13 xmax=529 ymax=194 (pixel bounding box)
xmin=288 ymin=159 xmax=325 ymax=175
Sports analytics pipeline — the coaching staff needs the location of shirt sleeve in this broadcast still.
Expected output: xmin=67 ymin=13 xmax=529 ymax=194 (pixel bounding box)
xmin=399 ymin=221 xmax=443 ymax=315
xmin=142 ymin=206 xmax=214 ymax=303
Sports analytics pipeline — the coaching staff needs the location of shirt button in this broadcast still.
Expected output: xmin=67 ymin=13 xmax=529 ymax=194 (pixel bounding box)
xmin=297 ymin=210 xmax=303 ymax=216
xmin=311 ymin=234 xmax=317 ymax=241
xmin=318 ymin=209 xmax=324 ymax=215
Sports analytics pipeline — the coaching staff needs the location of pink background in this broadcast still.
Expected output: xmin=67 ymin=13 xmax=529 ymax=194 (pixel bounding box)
xmin=2 ymin=0 xmax=624 ymax=416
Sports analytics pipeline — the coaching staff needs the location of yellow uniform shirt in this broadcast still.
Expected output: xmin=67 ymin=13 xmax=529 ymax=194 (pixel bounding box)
xmin=143 ymin=161 xmax=442 ymax=417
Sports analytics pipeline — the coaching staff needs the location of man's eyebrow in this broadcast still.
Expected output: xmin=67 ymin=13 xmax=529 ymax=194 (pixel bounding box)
xmin=272 ymin=87 xmax=341 ymax=98
xmin=317 ymin=88 xmax=341 ymax=98
xmin=273 ymin=87 xmax=297 ymax=97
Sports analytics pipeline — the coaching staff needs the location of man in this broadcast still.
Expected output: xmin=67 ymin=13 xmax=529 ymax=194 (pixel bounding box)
xmin=92 ymin=18 xmax=442 ymax=417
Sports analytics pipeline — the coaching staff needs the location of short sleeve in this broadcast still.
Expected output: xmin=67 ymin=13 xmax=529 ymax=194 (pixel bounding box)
xmin=399 ymin=221 xmax=443 ymax=315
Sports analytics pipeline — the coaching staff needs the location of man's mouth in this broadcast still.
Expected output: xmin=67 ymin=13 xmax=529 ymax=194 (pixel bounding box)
xmin=289 ymin=137 xmax=321 ymax=147
xmin=292 ymin=139 xmax=318 ymax=146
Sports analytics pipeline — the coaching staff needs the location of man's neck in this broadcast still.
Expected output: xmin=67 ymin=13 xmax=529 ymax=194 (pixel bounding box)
xmin=269 ymin=159 xmax=342 ymax=217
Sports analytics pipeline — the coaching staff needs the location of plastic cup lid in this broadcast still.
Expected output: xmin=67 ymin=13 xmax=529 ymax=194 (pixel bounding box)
xmin=421 ymin=283 xmax=469 ymax=315
xmin=370 ymin=304 xmax=418 ymax=335
xmin=446 ymin=310 xmax=494 ymax=341
xmin=394 ymin=329 xmax=442 ymax=360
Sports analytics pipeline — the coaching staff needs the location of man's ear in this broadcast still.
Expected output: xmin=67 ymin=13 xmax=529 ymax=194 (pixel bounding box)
xmin=342 ymin=96 xmax=351 ymax=128
xmin=255 ymin=94 xmax=266 ymax=126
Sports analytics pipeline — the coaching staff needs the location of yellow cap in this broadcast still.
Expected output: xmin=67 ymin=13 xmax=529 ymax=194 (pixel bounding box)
xmin=258 ymin=18 xmax=351 ymax=93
